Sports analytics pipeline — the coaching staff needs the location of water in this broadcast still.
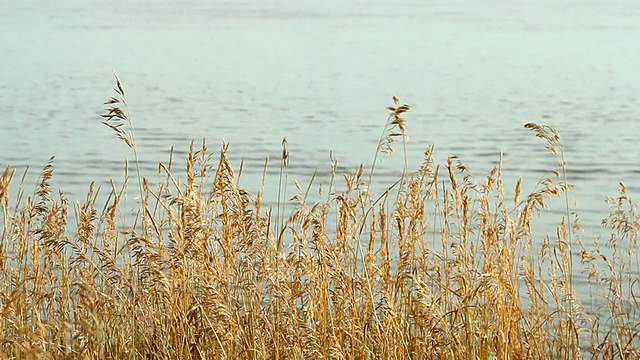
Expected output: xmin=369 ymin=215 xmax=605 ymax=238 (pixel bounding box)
xmin=2 ymin=0 xmax=640 ymax=303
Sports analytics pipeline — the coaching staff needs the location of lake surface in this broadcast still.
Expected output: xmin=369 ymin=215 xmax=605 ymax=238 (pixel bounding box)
xmin=2 ymin=0 xmax=640 ymax=301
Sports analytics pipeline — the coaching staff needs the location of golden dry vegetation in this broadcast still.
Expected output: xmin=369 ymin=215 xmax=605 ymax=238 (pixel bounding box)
xmin=1 ymin=75 xmax=639 ymax=359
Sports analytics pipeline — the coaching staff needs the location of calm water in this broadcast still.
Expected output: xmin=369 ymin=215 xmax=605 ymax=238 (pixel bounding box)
xmin=2 ymin=0 xmax=640 ymax=299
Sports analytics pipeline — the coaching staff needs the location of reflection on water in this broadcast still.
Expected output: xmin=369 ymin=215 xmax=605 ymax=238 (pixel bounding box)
xmin=1 ymin=0 xmax=640 ymax=304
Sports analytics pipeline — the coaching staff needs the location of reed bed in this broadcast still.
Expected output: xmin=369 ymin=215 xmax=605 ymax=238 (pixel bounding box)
xmin=1 ymin=76 xmax=639 ymax=359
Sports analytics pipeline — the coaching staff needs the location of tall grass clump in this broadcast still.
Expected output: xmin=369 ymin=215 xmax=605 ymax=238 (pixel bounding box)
xmin=1 ymin=75 xmax=640 ymax=359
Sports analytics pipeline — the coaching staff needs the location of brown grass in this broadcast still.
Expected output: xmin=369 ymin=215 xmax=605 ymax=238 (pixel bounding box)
xmin=1 ymin=75 xmax=639 ymax=359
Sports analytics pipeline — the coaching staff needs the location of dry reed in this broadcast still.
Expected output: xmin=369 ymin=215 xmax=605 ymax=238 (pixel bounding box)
xmin=1 ymin=75 xmax=639 ymax=359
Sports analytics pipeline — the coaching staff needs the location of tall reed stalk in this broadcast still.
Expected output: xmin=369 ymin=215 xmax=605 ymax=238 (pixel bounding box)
xmin=101 ymin=71 xmax=144 ymax=204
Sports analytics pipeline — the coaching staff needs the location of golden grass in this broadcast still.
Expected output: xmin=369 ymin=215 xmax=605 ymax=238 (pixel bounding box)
xmin=1 ymin=75 xmax=639 ymax=359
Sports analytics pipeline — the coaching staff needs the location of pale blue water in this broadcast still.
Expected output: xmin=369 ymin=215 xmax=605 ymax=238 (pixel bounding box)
xmin=2 ymin=0 xmax=640 ymax=305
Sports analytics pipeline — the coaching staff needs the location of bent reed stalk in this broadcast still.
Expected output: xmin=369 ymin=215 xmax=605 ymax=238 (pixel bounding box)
xmin=1 ymin=75 xmax=639 ymax=359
